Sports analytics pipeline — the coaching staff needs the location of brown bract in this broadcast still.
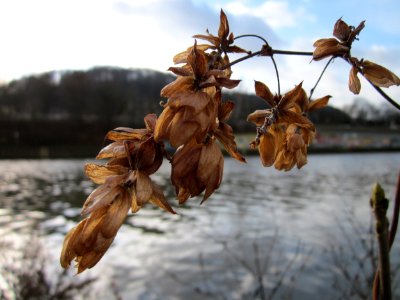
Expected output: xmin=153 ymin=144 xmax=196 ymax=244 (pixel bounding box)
xmin=155 ymin=42 xmax=240 ymax=148
xmin=60 ymin=114 xmax=174 ymax=273
xmin=213 ymin=91 xmax=246 ymax=163
xmin=247 ymin=81 xmax=329 ymax=171
xmin=313 ymin=38 xmax=349 ymax=61
xmin=333 ymin=18 xmax=365 ymax=45
xmin=193 ymin=9 xmax=248 ymax=55
xmin=171 ymin=138 xmax=224 ymax=204
xmin=349 ymin=66 xmax=361 ymax=94
xmin=313 ymin=18 xmax=365 ymax=61
xmin=362 ymin=60 xmax=400 ymax=88
xmin=154 ymin=90 xmax=217 ymax=148
xmin=347 ymin=58 xmax=400 ymax=95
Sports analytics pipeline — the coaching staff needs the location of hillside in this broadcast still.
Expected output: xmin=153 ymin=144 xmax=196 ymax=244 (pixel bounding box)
xmin=0 ymin=67 xmax=398 ymax=158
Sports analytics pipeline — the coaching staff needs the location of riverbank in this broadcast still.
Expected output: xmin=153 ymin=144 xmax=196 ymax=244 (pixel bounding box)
xmin=0 ymin=125 xmax=399 ymax=159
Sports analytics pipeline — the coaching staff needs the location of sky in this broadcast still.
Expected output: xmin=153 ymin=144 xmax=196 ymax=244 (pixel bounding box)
xmin=0 ymin=0 xmax=399 ymax=108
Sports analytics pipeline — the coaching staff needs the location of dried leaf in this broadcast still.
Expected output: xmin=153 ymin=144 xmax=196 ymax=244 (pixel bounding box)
xmin=348 ymin=20 xmax=365 ymax=43
xmin=214 ymin=123 xmax=246 ymax=163
xmin=60 ymin=222 xmax=81 ymax=268
xmin=100 ymin=195 xmax=130 ymax=239
xmin=247 ymin=109 xmax=271 ymax=126
xmin=215 ymin=77 xmax=241 ymax=89
xmin=362 ymin=60 xmax=400 ymax=88
xmin=76 ymin=250 xmax=105 ymax=274
xmin=96 ymin=141 xmax=127 ymax=160
xmin=105 ymin=128 xmax=147 ymax=141
xmin=254 ymin=81 xmax=275 ymax=107
xmin=173 ymin=44 xmax=213 ymax=64
xmin=128 ymin=187 xmax=140 ymax=213
xmin=160 ymin=76 xmax=193 ymax=98
xmin=279 ymin=82 xmax=305 ymax=110
xmin=333 ymin=18 xmax=351 ymax=41
xmin=81 ymin=184 xmax=122 ymax=216
xmin=149 ymin=182 xmax=176 ymax=214
xmin=188 ymin=42 xmax=208 ymax=79
xmin=202 ymin=154 xmax=223 ymax=204
xmin=197 ymin=141 xmax=222 ymax=183
xmin=136 ymin=171 xmax=153 ymax=206
xmin=348 ymin=66 xmax=361 ymax=94
xmin=168 ymin=90 xmax=211 ymax=113
xmin=192 ymin=34 xmax=220 ymax=46
xmin=308 ymin=95 xmax=331 ymax=112
xmin=169 ymin=116 xmax=199 ymax=148
xmin=313 ymin=38 xmax=349 ymax=61
xmin=218 ymin=9 xmax=229 ymax=40
xmin=154 ymin=106 xmax=175 ymax=142
xmin=219 ymin=101 xmax=234 ymax=122
xmin=259 ymin=133 xmax=276 ymax=167
xmin=84 ymin=163 xmax=128 ymax=184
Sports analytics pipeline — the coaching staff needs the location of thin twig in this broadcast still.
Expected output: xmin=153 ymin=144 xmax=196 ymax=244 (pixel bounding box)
xmin=270 ymin=55 xmax=281 ymax=96
xmin=365 ymin=77 xmax=400 ymax=111
xmin=309 ymin=57 xmax=334 ymax=100
xmin=272 ymin=49 xmax=313 ymax=56
xmin=219 ymin=50 xmax=262 ymax=70
xmin=235 ymin=34 xmax=268 ymax=44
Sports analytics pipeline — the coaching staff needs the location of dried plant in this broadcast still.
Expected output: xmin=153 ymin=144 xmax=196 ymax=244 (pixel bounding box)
xmin=0 ymin=235 xmax=96 ymax=300
xmin=59 ymin=9 xmax=400 ymax=298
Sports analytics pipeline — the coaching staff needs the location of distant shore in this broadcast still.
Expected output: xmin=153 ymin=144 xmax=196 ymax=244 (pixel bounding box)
xmin=1 ymin=134 xmax=399 ymax=159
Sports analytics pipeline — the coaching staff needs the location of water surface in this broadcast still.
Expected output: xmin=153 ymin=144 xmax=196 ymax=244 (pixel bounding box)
xmin=0 ymin=153 xmax=399 ymax=299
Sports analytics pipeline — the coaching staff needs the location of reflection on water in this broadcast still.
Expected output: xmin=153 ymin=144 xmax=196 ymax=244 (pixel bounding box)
xmin=0 ymin=153 xmax=399 ymax=299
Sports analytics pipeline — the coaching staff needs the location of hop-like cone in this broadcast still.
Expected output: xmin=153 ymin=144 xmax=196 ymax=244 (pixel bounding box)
xmin=60 ymin=188 xmax=130 ymax=273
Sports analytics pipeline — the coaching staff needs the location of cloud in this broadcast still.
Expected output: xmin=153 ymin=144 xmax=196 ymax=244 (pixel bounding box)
xmin=0 ymin=0 xmax=398 ymax=110
xmin=222 ymin=0 xmax=316 ymax=29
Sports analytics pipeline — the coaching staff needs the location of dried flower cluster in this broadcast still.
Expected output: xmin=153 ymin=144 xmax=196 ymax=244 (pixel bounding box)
xmin=60 ymin=10 xmax=400 ymax=273
xmin=61 ymin=10 xmax=245 ymax=273
xmin=247 ymin=81 xmax=329 ymax=170
xmin=60 ymin=114 xmax=175 ymax=273
xmin=313 ymin=18 xmax=400 ymax=94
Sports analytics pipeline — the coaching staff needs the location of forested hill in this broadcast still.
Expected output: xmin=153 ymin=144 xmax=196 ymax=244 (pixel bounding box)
xmin=1 ymin=67 xmax=399 ymax=157
xmin=0 ymin=66 xmax=352 ymax=131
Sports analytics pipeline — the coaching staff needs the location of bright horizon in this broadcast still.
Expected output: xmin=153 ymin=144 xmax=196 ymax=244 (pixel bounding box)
xmin=1 ymin=0 xmax=399 ymax=108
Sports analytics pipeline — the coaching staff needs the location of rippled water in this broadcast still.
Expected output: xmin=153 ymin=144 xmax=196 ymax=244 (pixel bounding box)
xmin=1 ymin=153 xmax=400 ymax=299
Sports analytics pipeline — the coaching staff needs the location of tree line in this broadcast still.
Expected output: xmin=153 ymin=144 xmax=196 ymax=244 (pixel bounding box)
xmin=0 ymin=66 xmax=383 ymax=149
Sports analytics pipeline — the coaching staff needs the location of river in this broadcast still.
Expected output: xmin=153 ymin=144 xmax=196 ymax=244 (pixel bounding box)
xmin=1 ymin=153 xmax=400 ymax=299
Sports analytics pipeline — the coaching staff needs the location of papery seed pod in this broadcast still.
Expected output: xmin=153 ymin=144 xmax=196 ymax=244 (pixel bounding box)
xmin=349 ymin=66 xmax=361 ymax=94
xmin=313 ymin=38 xmax=349 ymax=61
xmin=362 ymin=60 xmax=400 ymax=88
xmin=258 ymin=133 xmax=276 ymax=167
xmin=333 ymin=18 xmax=351 ymax=42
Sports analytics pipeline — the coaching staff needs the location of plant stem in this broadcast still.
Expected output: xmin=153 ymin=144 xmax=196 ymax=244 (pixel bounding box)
xmin=366 ymin=78 xmax=400 ymax=111
xmin=309 ymin=57 xmax=334 ymax=100
xmin=272 ymin=49 xmax=313 ymax=56
xmin=373 ymin=173 xmax=400 ymax=300
xmin=219 ymin=50 xmax=262 ymax=70
xmin=234 ymin=34 xmax=268 ymax=44
xmin=371 ymin=183 xmax=392 ymax=300
xmin=270 ymin=56 xmax=281 ymax=96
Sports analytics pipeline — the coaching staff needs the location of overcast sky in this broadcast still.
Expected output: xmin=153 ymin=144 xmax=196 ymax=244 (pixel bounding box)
xmin=1 ymin=0 xmax=399 ymax=107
